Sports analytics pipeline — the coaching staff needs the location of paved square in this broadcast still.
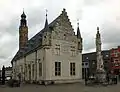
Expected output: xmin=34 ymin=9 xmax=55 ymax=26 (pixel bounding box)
xmin=0 ymin=83 xmax=120 ymax=92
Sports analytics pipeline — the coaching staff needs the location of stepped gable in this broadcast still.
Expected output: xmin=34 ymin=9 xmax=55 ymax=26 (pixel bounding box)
xmin=11 ymin=8 xmax=73 ymax=63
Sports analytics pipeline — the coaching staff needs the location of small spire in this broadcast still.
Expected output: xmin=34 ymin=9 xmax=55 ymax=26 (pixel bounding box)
xmin=20 ymin=9 xmax=27 ymax=27
xmin=77 ymin=19 xmax=79 ymax=27
xmin=77 ymin=19 xmax=81 ymax=39
xmin=96 ymin=26 xmax=100 ymax=38
xmin=44 ymin=9 xmax=49 ymax=30
xmin=97 ymin=26 xmax=100 ymax=33
xmin=97 ymin=26 xmax=99 ymax=31
xmin=46 ymin=9 xmax=48 ymax=18
xmin=21 ymin=9 xmax=26 ymax=18
xmin=23 ymin=8 xmax=24 ymax=13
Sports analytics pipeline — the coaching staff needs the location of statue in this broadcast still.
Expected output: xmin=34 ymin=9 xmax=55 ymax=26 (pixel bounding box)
xmin=95 ymin=27 xmax=106 ymax=83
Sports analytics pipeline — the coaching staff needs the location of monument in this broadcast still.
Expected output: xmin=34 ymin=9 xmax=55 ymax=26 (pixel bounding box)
xmin=95 ymin=27 xmax=106 ymax=83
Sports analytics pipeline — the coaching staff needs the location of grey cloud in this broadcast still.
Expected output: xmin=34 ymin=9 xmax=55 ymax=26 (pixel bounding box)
xmin=102 ymin=22 xmax=120 ymax=49
xmin=27 ymin=8 xmax=45 ymax=29
xmin=0 ymin=36 xmax=18 ymax=59
xmin=84 ymin=0 xmax=106 ymax=5
xmin=83 ymin=37 xmax=95 ymax=52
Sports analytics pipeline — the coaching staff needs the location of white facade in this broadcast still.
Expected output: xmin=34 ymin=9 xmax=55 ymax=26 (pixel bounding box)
xmin=12 ymin=9 xmax=83 ymax=84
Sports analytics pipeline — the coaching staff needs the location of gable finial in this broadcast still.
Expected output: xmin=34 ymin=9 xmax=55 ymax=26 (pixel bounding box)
xmin=44 ymin=9 xmax=49 ymax=29
xmin=23 ymin=8 xmax=24 ymax=12
xmin=62 ymin=8 xmax=67 ymax=15
xmin=63 ymin=8 xmax=66 ymax=12
xmin=46 ymin=9 xmax=48 ymax=18
xmin=77 ymin=19 xmax=79 ymax=27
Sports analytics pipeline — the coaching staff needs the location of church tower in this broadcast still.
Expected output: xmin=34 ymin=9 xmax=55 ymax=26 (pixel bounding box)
xmin=19 ymin=11 xmax=28 ymax=49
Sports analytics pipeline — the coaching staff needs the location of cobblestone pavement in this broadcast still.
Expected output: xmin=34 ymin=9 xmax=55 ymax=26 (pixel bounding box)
xmin=0 ymin=83 xmax=120 ymax=92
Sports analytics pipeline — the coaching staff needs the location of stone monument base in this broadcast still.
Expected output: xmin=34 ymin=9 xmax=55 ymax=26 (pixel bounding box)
xmin=95 ymin=69 xmax=106 ymax=83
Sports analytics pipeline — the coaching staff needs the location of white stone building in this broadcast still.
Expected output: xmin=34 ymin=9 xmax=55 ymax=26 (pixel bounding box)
xmin=11 ymin=8 xmax=83 ymax=84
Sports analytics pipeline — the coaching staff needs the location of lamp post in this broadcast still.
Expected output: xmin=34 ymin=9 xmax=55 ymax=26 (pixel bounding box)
xmin=92 ymin=61 xmax=95 ymax=77
xmin=84 ymin=65 xmax=87 ymax=85
xmin=84 ymin=57 xmax=89 ymax=85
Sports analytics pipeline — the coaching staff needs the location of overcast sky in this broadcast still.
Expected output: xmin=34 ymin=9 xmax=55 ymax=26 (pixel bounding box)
xmin=0 ymin=0 xmax=120 ymax=68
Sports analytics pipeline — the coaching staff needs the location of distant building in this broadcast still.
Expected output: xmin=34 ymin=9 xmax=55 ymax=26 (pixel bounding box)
xmin=0 ymin=70 xmax=1 ymax=80
xmin=110 ymin=46 xmax=120 ymax=75
xmin=11 ymin=9 xmax=83 ymax=84
xmin=0 ymin=66 xmax=12 ymax=80
xmin=5 ymin=66 xmax=12 ymax=80
xmin=82 ymin=50 xmax=110 ymax=79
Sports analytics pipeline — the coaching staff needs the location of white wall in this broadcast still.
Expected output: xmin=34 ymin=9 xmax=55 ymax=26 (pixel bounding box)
xmin=44 ymin=39 xmax=82 ymax=81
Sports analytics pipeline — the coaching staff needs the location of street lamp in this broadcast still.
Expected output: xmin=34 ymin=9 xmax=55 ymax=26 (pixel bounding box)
xmin=84 ymin=57 xmax=89 ymax=85
xmin=92 ymin=61 xmax=95 ymax=77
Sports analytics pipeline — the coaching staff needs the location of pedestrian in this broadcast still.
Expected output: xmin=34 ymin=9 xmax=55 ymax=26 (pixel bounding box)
xmin=85 ymin=77 xmax=88 ymax=85
xmin=106 ymin=75 xmax=110 ymax=84
xmin=115 ymin=75 xmax=117 ymax=84
xmin=111 ymin=75 xmax=114 ymax=84
xmin=119 ymin=75 xmax=120 ymax=81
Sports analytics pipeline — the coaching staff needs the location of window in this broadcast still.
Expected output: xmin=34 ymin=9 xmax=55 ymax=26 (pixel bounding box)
xmin=104 ymin=61 xmax=107 ymax=63
xmin=106 ymin=55 xmax=109 ymax=57
xmin=82 ymin=63 xmax=84 ymax=66
xmin=55 ymin=62 xmax=61 ymax=76
xmin=71 ymin=50 xmax=75 ymax=56
xmin=39 ymin=63 xmax=42 ymax=76
xmin=114 ymin=50 xmax=118 ymax=57
xmin=71 ymin=46 xmax=76 ymax=56
xmin=85 ymin=63 xmax=88 ymax=65
xmin=70 ymin=63 xmax=75 ymax=76
xmin=78 ymin=42 xmax=80 ymax=49
xmin=55 ymin=44 xmax=60 ymax=55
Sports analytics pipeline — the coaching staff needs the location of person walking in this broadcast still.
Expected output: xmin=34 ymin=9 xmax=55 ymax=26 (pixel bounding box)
xmin=115 ymin=75 xmax=117 ymax=84
xmin=106 ymin=74 xmax=110 ymax=84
